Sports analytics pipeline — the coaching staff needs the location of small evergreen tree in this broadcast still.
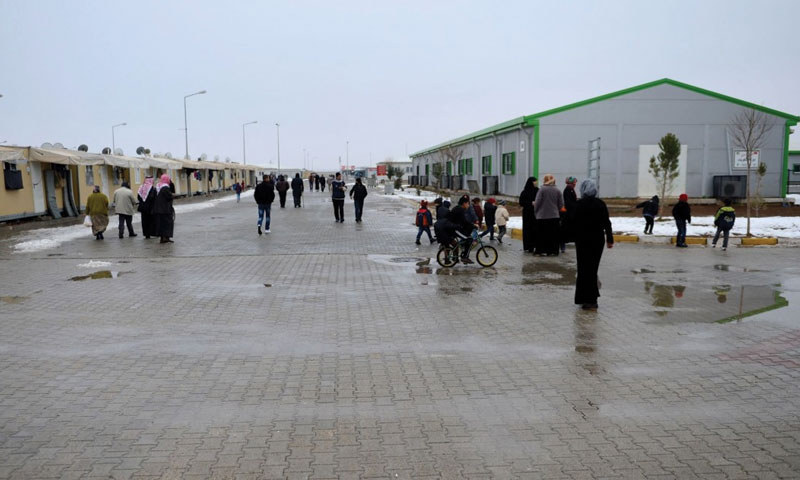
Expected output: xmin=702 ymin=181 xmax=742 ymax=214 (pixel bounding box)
xmin=648 ymin=133 xmax=681 ymax=218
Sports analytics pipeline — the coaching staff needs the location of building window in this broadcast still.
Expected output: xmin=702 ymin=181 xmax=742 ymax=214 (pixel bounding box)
xmin=3 ymin=161 xmax=18 ymax=171
xmin=458 ymin=158 xmax=473 ymax=175
xmin=112 ymin=167 xmax=124 ymax=185
xmin=481 ymin=156 xmax=492 ymax=175
xmin=446 ymin=161 xmax=452 ymax=175
xmin=793 ymin=163 xmax=800 ymax=174
xmin=134 ymin=168 xmax=141 ymax=183
xmin=85 ymin=166 xmax=94 ymax=185
xmin=502 ymin=152 xmax=516 ymax=175
xmin=425 ymin=164 xmax=429 ymax=176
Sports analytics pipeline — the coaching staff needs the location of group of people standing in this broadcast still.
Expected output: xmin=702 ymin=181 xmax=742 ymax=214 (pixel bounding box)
xmin=84 ymin=174 xmax=175 ymax=243
xmin=514 ymin=175 xmax=616 ymax=309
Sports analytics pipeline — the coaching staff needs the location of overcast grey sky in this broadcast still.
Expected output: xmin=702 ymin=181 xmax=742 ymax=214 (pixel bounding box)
xmin=1 ymin=0 xmax=799 ymax=170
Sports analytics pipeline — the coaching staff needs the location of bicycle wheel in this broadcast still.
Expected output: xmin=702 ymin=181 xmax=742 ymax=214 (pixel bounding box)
xmin=475 ymin=245 xmax=498 ymax=267
xmin=437 ymin=246 xmax=458 ymax=267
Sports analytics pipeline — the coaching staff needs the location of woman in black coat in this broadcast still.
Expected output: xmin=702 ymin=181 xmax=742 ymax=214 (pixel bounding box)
xmin=137 ymin=176 xmax=157 ymax=239
xmin=153 ymin=174 xmax=175 ymax=243
xmin=518 ymin=177 xmax=538 ymax=253
xmin=573 ymin=179 xmax=613 ymax=310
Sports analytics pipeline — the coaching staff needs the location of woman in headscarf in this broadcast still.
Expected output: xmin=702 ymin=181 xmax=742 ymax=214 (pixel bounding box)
xmin=518 ymin=177 xmax=539 ymax=253
xmin=86 ymin=185 xmax=109 ymax=240
xmin=533 ymin=174 xmax=564 ymax=256
xmin=573 ymin=179 xmax=614 ymax=310
xmin=153 ymin=174 xmax=175 ymax=243
xmin=137 ymin=175 xmax=157 ymax=239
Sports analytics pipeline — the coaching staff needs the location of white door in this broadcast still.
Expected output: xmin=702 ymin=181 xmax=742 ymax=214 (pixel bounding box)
xmin=29 ymin=161 xmax=46 ymax=213
xmin=99 ymin=166 xmax=110 ymax=196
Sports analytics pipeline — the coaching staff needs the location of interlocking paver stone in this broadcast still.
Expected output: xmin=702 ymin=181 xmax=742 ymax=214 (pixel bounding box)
xmin=1 ymin=189 xmax=800 ymax=478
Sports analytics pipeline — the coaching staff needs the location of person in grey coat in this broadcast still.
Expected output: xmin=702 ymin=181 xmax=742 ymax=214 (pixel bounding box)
xmin=112 ymin=182 xmax=138 ymax=238
xmin=533 ymin=174 xmax=564 ymax=256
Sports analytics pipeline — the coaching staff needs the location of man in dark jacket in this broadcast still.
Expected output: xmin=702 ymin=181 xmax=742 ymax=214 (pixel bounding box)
xmin=447 ymin=196 xmax=477 ymax=263
xmin=483 ymin=198 xmax=497 ymax=240
xmin=291 ymin=173 xmax=304 ymax=208
xmin=275 ymin=175 xmax=290 ymax=208
xmin=331 ymin=172 xmax=346 ymax=222
xmin=635 ymin=195 xmax=659 ymax=234
xmin=349 ymin=177 xmax=368 ymax=222
xmin=672 ymin=193 xmax=691 ymax=248
xmin=254 ymin=175 xmax=275 ymax=235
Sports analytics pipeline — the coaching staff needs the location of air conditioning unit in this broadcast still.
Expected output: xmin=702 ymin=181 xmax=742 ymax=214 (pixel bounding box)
xmin=712 ymin=175 xmax=746 ymax=199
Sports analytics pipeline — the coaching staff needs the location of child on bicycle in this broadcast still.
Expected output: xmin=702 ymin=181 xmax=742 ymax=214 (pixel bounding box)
xmin=415 ymin=200 xmax=434 ymax=245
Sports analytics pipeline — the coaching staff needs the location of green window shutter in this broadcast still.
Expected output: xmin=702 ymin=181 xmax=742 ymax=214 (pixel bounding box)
xmin=425 ymin=164 xmax=429 ymax=175
xmin=511 ymin=152 xmax=516 ymax=175
xmin=467 ymin=158 xmax=473 ymax=175
xmin=446 ymin=161 xmax=452 ymax=175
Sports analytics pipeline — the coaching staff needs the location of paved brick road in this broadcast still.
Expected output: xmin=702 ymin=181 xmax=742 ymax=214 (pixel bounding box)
xmin=1 ymin=188 xmax=799 ymax=479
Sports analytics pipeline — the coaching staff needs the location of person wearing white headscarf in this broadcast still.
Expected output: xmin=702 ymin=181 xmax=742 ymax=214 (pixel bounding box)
xmin=573 ymin=179 xmax=613 ymax=310
xmin=137 ymin=176 xmax=157 ymax=238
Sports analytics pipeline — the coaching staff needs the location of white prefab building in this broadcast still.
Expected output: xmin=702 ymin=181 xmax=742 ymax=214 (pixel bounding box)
xmin=410 ymin=79 xmax=799 ymax=199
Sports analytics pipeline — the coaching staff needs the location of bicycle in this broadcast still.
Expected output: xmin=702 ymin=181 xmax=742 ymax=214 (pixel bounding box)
xmin=437 ymin=231 xmax=498 ymax=267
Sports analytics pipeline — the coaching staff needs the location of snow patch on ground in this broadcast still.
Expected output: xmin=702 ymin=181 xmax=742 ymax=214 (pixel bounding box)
xmin=12 ymin=191 xmax=249 ymax=253
xmin=77 ymin=260 xmax=113 ymax=268
xmin=506 ymin=215 xmax=800 ymax=238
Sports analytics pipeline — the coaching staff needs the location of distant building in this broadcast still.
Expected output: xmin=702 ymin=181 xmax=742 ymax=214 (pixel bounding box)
xmin=410 ymin=79 xmax=798 ymax=199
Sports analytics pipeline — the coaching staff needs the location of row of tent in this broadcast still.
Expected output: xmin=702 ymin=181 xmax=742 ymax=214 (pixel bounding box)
xmin=0 ymin=145 xmax=270 ymax=222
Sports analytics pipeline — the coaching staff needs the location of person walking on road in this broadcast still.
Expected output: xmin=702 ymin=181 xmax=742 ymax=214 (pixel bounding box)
xmin=291 ymin=173 xmax=304 ymax=207
xmin=154 ymin=174 xmax=175 ymax=243
xmin=320 ymin=175 xmax=327 ymax=192
xmin=233 ymin=181 xmax=242 ymax=202
xmin=495 ymin=200 xmax=510 ymax=244
xmin=308 ymin=173 xmax=315 ymax=192
xmin=574 ymin=179 xmax=613 ymax=310
xmin=672 ymin=193 xmax=691 ymax=248
xmin=137 ymin=176 xmax=157 ymax=239
xmin=519 ymin=177 xmax=539 ymax=253
xmin=275 ymin=175 xmax=290 ymax=208
xmin=534 ymin=174 xmax=564 ymax=256
xmin=331 ymin=172 xmax=346 ymax=222
xmin=635 ymin=195 xmax=659 ymax=234
xmin=483 ymin=198 xmax=497 ymax=241
xmin=254 ymin=174 xmax=275 ymax=235
xmin=112 ymin=181 xmax=138 ymax=238
xmin=712 ymin=198 xmax=736 ymax=251
xmin=415 ymin=199 xmax=434 ymax=245
xmin=349 ymin=177 xmax=368 ymax=222
xmin=86 ymin=185 xmax=109 ymax=240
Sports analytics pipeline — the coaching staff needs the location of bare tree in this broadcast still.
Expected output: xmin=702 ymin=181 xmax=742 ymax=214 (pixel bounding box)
xmin=729 ymin=109 xmax=775 ymax=236
xmin=437 ymin=144 xmax=463 ymax=190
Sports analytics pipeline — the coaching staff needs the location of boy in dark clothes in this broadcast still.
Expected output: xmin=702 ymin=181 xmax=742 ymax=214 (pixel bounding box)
xmin=636 ymin=195 xmax=660 ymax=234
xmin=671 ymin=194 xmax=691 ymax=248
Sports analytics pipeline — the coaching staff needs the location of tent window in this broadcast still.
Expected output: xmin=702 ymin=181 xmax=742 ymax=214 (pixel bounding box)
xmin=85 ymin=166 xmax=94 ymax=185
xmin=134 ymin=168 xmax=141 ymax=183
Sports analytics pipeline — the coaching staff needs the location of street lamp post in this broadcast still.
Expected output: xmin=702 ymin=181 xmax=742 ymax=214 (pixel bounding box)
xmin=242 ymin=121 xmax=258 ymax=165
xmin=183 ymin=90 xmax=207 ymax=160
xmin=275 ymin=123 xmax=281 ymax=173
xmin=111 ymin=122 xmax=127 ymax=153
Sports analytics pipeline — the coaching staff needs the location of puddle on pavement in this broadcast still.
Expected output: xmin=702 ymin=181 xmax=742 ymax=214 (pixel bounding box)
xmin=264 ymin=283 xmax=272 ymax=287
xmin=632 ymin=268 xmax=686 ymax=274
xmin=69 ymin=270 xmax=128 ymax=281
xmin=519 ymin=262 xmax=576 ymax=286
xmin=435 ymin=267 xmax=499 ymax=277
xmin=1 ymin=296 xmax=28 ymax=304
xmin=47 ymin=253 xmax=64 ymax=257
xmin=639 ymin=280 xmax=789 ymax=324
xmin=415 ymin=258 xmax=432 ymax=274
xmin=367 ymin=255 xmax=429 ymax=267
xmin=713 ymin=264 xmax=765 ymax=273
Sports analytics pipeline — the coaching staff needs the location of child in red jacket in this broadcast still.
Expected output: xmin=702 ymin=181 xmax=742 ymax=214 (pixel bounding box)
xmin=415 ymin=200 xmax=434 ymax=245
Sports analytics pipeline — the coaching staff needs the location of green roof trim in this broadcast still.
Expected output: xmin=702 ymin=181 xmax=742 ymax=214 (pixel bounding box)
xmin=411 ymin=78 xmax=799 ymax=158
xmin=789 ymin=150 xmax=800 ymax=155
xmin=410 ymin=116 xmax=527 ymax=157
xmin=524 ymin=78 xmax=800 ymax=123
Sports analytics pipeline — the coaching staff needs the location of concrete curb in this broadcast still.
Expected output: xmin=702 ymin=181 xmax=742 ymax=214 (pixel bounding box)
xmin=507 ymin=228 xmax=794 ymax=247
